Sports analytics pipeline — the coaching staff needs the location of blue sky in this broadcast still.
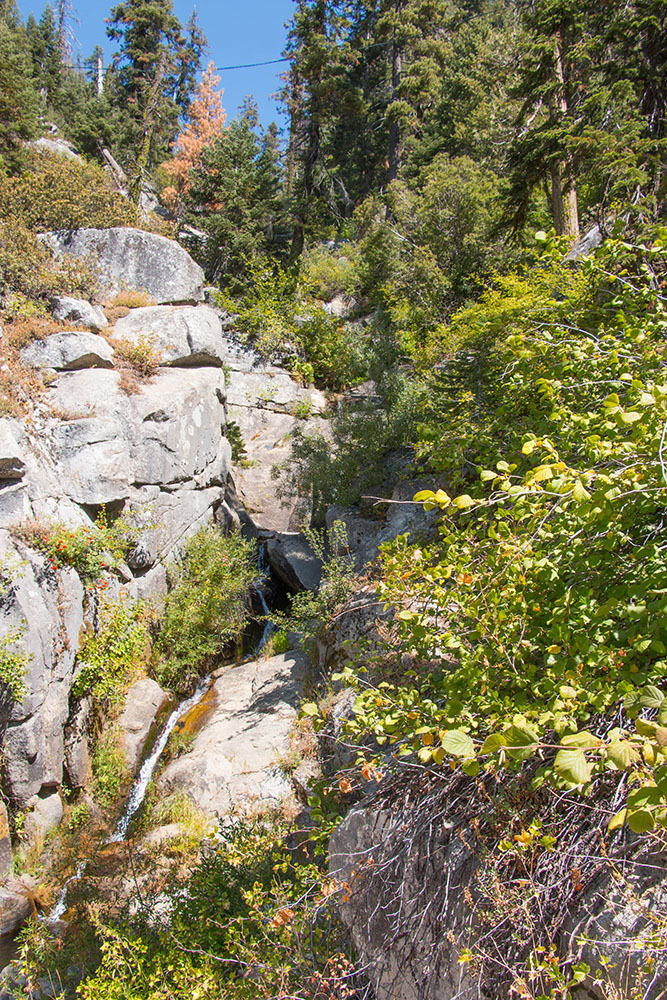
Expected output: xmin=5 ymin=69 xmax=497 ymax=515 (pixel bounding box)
xmin=17 ymin=0 xmax=295 ymax=127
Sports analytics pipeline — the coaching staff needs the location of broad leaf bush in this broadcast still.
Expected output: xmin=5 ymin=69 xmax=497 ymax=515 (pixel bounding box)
xmin=331 ymin=232 xmax=667 ymax=834
xmin=155 ymin=527 xmax=258 ymax=693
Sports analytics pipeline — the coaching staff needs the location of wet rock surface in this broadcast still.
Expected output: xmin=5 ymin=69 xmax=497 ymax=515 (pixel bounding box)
xmin=158 ymin=650 xmax=309 ymax=816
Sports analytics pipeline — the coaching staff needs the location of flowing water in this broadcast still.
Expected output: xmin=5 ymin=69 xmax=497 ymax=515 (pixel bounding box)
xmin=49 ymin=677 xmax=212 ymax=920
xmin=254 ymin=544 xmax=276 ymax=654
xmin=49 ymin=552 xmax=278 ymax=921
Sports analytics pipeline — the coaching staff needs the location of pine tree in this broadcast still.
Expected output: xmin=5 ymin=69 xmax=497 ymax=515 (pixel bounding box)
xmin=162 ymin=60 xmax=227 ymax=214
xmin=186 ymin=101 xmax=283 ymax=290
xmin=106 ymin=0 xmax=188 ymax=178
xmin=0 ymin=17 xmax=40 ymax=168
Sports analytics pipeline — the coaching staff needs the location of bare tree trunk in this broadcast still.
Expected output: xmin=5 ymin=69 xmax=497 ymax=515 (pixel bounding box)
xmin=388 ymin=40 xmax=402 ymax=182
xmin=129 ymin=52 xmax=167 ymax=206
xmin=549 ymin=34 xmax=579 ymax=239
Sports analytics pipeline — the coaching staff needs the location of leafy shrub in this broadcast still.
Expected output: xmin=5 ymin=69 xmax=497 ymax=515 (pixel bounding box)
xmin=0 ymin=627 xmax=30 ymax=703
xmin=227 ymin=258 xmax=369 ymax=391
xmin=298 ymin=242 xmax=360 ymax=301
xmin=0 ymin=215 xmax=98 ymax=306
xmin=78 ymin=818 xmax=354 ymax=1000
xmin=334 ymin=235 xmax=667 ymax=835
xmin=0 ymin=149 xmax=141 ymax=232
xmin=111 ymin=334 xmax=162 ymax=379
xmin=155 ymin=527 xmax=258 ymax=694
xmin=91 ymin=729 xmax=130 ymax=811
xmin=275 ymin=370 xmax=427 ymax=523
xmin=73 ymin=595 xmax=151 ymax=711
xmin=15 ymin=509 xmax=139 ymax=583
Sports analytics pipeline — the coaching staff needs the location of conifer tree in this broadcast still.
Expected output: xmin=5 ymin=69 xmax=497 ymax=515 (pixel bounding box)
xmin=0 ymin=16 xmax=40 ymax=168
xmin=162 ymin=61 xmax=227 ymax=214
xmin=106 ymin=0 xmax=189 ymax=177
xmin=186 ymin=100 xmax=284 ymax=289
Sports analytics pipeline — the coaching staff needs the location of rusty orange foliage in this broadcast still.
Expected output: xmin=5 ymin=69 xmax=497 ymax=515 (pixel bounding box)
xmin=163 ymin=61 xmax=227 ymax=211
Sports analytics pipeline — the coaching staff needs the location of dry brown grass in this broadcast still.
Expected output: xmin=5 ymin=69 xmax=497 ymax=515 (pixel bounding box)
xmin=111 ymin=290 xmax=156 ymax=310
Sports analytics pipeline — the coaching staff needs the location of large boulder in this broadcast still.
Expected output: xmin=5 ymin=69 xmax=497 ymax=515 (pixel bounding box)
xmin=265 ymin=532 xmax=322 ymax=592
xmin=51 ymin=297 xmax=108 ymax=331
xmin=159 ymin=651 xmax=309 ymax=816
xmin=23 ymin=791 xmax=64 ymax=840
xmin=112 ymin=305 xmax=226 ymax=367
xmin=118 ymin=678 xmax=170 ymax=772
xmin=222 ymin=341 xmax=329 ymax=531
xmin=40 ymin=228 xmax=205 ymax=305
xmin=0 ymin=881 xmax=35 ymax=938
xmin=21 ymin=331 xmax=114 ymax=371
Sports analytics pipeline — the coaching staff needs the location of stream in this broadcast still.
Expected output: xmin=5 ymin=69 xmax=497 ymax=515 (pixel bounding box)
xmin=49 ymin=677 xmax=212 ymax=920
xmin=48 ymin=545 xmax=278 ymax=922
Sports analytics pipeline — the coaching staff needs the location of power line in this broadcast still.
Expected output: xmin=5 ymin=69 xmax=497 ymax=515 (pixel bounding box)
xmin=214 ymin=57 xmax=289 ymax=71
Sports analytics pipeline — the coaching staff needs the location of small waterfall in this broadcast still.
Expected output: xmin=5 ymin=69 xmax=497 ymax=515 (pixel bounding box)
xmin=49 ymin=677 xmax=211 ymax=920
xmin=254 ymin=544 xmax=275 ymax=654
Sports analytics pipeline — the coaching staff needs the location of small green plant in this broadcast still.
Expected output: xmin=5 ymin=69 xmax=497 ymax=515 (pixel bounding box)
xmin=291 ymin=399 xmax=312 ymax=420
xmin=263 ymin=629 xmax=291 ymax=658
xmin=155 ymin=526 xmax=258 ymax=693
xmin=0 ymin=626 xmax=30 ymax=703
xmin=91 ymin=729 xmax=130 ymax=811
xmin=14 ymin=507 xmax=140 ymax=583
xmin=111 ymin=333 xmax=161 ymax=378
xmin=73 ymin=595 xmax=150 ymax=711
xmin=64 ymin=801 xmax=91 ymax=832
xmin=164 ymin=729 xmax=196 ymax=760
xmin=225 ymin=419 xmax=247 ymax=464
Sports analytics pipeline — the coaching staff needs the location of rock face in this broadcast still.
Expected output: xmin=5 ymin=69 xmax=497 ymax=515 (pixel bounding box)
xmin=159 ymin=651 xmax=309 ymax=816
xmin=40 ymin=228 xmax=205 ymax=304
xmin=222 ymin=333 xmax=330 ymax=531
xmin=118 ymin=678 xmax=170 ymax=771
xmin=113 ymin=305 xmax=227 ymax=367
xmin=51 ymin=297 xmax=108 ymax=331
xmin=21 ymin=331 xmax=114 ymax=371
xmin=0 ymin=229 xmax=327 ymax=836
xmin=330 ymin=797 xmax=667 ymax=1000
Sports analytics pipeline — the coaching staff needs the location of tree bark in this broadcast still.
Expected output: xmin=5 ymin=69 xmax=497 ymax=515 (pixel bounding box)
xmin=388 ymin=39 xmax=402 ymax=182
xmin=549 ymin=34 xmax=579 ymax=239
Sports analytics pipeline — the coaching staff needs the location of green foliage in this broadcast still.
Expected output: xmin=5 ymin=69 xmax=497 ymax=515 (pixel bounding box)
xmin=185 ymin=108 xmax=284 ymax=293
xmin=73 ymin=595 xmax=151 ymax=711
xmin=155 ymin=527 xmax=258 ymax=694
xmin=334 ymin=233 xmax=667 ymax=835
xmin=298 ymin=242 xmax=360 ymax=301
xmin=16 ymin=508 xmax=139 ymax=583
xmin=91 ymin=728 xmax=130 ymax=811
xmin=0 ymin=149 xmax=142 ymax=231
xmin=0 ymin=626 xmax=29 ymax=703
xmin=0 ymin=18 xmax=39 ymax=169
xmin=227 ymin=257 xmax=369 ymax=391
xmin=77 ymin=819 xmax=352 ymax=1000
xmin=272 ymin=521 xmax=356 ymax=652
xmin=0 ymin=215 xmax=97 ymax=305
xmin=275 ymin=365 xmax=427 ymax=523
xmin=356 ymin=155 xmax=513 ymax=331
